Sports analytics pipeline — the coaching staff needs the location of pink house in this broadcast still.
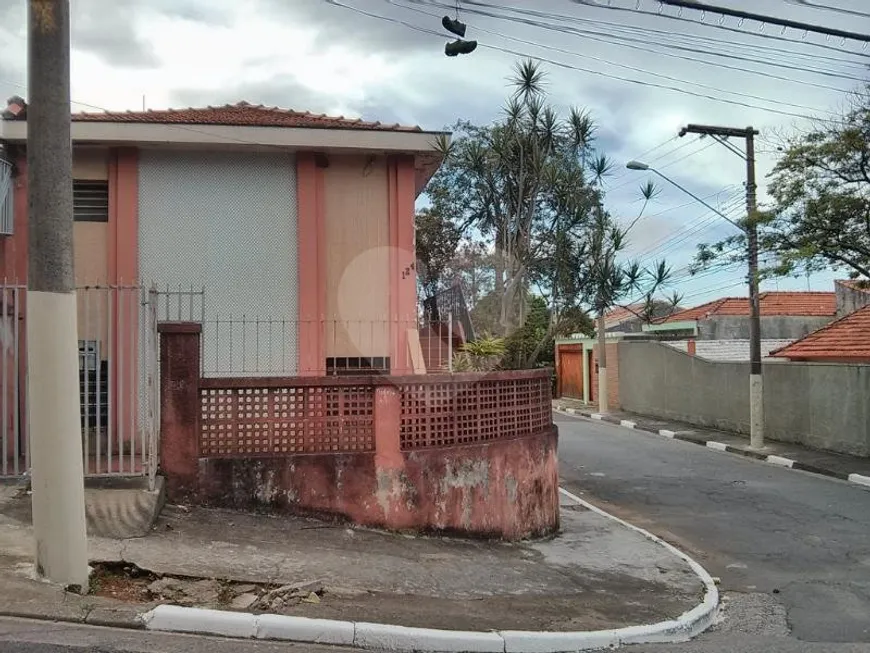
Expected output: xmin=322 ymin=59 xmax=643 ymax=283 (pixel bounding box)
xmin=1 ymin=99 xmax=446 ymax=372
xmin=0 ymin=99 xmax=446 ymax=475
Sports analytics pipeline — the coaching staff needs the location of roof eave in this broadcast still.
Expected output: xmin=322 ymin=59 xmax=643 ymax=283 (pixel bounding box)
xmin=0 ymin=119 xmax=449 ymax=156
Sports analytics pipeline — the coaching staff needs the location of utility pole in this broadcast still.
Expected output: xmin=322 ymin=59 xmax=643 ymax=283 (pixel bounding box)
xmin=679 ymin=123 xmax=763 ymax=448
xmin=27 ymin=0 xmax=89 ymax=588
xmin=596 ymin=313 xmax=608 ymax=414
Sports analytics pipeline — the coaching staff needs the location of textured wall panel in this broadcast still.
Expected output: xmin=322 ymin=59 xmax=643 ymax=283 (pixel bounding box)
xmin=139 ymin=151 xmax=298 ymax=375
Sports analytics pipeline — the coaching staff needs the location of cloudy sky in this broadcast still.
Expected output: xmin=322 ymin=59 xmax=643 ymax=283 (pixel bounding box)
xmin=0 ymin=0 xmax=867 ymax=305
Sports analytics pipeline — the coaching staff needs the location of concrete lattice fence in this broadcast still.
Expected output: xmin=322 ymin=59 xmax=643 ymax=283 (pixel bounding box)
xmin=618 ymin=341 xmax=870 ymax=457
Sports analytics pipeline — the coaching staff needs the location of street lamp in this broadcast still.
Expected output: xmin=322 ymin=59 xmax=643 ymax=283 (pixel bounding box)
xmin=626 ymin=159 xmax=765 ymax=449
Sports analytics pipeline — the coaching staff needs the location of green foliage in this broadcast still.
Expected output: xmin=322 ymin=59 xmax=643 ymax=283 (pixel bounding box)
xmin=427 ymin=59 xmax=606 ymax=339
xmin=462 ymin=335 xmax=507 ymax=358
xmin=453 ymin=335 xmax=506 ymax=372
xmin=693 ymin=85 xmax=870 ymax=282
xmin=415 ymin=206 xmax=461 ymax=297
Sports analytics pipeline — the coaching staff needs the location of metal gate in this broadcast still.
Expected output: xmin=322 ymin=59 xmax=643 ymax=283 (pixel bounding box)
xmin=0 ymin=283 xmax=161 ymax=490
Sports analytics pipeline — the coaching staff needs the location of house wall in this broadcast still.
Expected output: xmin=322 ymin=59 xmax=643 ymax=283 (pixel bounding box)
xmin=835 ymin=281 xmax=870 ymax=318
xmin=323 ymin=154 xmax=390 ymax=359
xmin=73 ymin=149 xmax=109 ymax=349
xmin=137 ymin=150 xmax=298 ymax=376
xmin=619 ymin=341 xmax=870 ymax=457
xmin=699 ymin=315 xmax=832 ymax=340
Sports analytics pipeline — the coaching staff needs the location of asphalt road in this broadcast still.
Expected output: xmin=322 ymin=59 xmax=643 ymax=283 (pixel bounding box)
xmin=2 ymin=414 xmax=869 ymax=653
xmin=556 ymin=413 xmax=870 ymax=652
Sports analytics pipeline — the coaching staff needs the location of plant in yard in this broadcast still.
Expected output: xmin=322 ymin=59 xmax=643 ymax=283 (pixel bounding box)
xmin=458 ymin=335 xmax=507 ymax=372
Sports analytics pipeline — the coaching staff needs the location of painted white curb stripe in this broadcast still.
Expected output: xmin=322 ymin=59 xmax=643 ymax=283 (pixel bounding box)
xmin=565 ymin=408 xmax=577 ymax=415
xmin=766 ymin=455 xmax=795 ymax=468
xmin=557 ymin=488 xmax=719 ymax=650
xmin=256 ymin=614 xmax=355 ymax=644
xmin=620 ymin=420 xmax=636 ymax=429
xmin=659 ymin=429 xmax=676 ymax=438
xmin=144 ymin=605 xmax=256 ymax=638
xmin=848 ymin=473 xmax=870 ymax=488
xmin=706 ymin=441 xmax=727 ymax=452
xmin=142 ymin=492 xmax=719 ymax=652
xmin=355 ymin=622 xmax=504 ymax=653
xmin=590 ymin=413 xmax=604 ymax=420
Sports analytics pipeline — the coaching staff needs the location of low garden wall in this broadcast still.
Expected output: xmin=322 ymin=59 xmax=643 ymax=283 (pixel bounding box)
xmin=159 ymin=323 xmax=559 ymax=540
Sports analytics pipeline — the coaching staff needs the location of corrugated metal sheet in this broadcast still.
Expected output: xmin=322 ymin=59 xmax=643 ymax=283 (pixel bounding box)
xmin=138 ymin=150 xmax=298 ymax=375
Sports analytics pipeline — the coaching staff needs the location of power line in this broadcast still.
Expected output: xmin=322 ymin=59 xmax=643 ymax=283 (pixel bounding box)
xmin=569 ymin=0 xmax=870 ymax=56
xmin=403 ymin=0 xmax=865 ymax=89
xmin=391 ymin=1 xmax=843 ymax=116
xmin=655 ymin=0 xmax=870 ymax=43
xmin=444 ymin=0 xmax=868 ymax=67
xmin=785 ymin=0 xmax=870 ymax=19
xmin=325 ymin=1 xmax=845 ymax=122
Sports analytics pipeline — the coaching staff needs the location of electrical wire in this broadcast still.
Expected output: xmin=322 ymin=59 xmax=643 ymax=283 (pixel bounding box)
xmin=785 ymin=0 xmax=870 ymax=19
xmin=570 ymin=0 xmax=870 ymax=56
xmin=323 ymin=1 xmax=845 ymax=122
xmin=399 ymin=3 xmax=842 ymax=116
xmin=399 ymin=0 xmax=865 ymax=88
xmin=440 ymin=0 xmax=869 ymax=68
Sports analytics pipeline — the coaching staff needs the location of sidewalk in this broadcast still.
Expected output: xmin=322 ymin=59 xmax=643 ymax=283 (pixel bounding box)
xmin=554 ymin=398 xmax=870 ymax=485
xmin=0 ymin=485 xmax=705 ymax=635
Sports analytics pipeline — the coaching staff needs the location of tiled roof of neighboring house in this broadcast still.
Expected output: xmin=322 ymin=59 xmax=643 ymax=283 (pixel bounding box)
xmin=659 ymin=291 xmax=836 ymax=323
xmin=59 ymin=101 xmax=423 ymax=133
xmin=604 ymin=304 xmax=642 ymax=328
xmin=770 ymin=304 xmax=870 ymax=360
xmin=666 ymin=339 xmax=794 ymax=361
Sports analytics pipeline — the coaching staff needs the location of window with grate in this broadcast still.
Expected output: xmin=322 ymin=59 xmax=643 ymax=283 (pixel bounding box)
xmin=73 ymin=180 xmax=109 ymax=222
xmin=326 ymin=357 xmax=391 ymax=376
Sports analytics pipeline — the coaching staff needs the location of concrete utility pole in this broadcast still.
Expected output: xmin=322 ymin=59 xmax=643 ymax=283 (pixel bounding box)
xmin=679 ymin=123 xmax=763 ymax=449
xmin=27 ymin=0 xmax=89 ymax=588
xmin=596 ymin=313 xmax=608 ymax=414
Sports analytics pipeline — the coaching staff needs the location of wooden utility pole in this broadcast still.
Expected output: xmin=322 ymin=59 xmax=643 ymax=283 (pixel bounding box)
xmin=679 ymin=123 xmax=763 ymax=448
xmin=27 ymin=0 xmax=89 ymax=588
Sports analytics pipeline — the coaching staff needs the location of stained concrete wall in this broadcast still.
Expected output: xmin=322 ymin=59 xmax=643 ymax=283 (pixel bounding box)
xmin=619 ymin=341 xmax=870 ymax=457
xmin=699 ymin=315 xmax=831 ymax=341
xmin=198 ymin=428 xmax=560 ymax=540
xmin=835 ymin=282 xmax=870 ymax=318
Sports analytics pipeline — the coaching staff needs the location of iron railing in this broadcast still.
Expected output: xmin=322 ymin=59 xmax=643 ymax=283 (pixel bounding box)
xmin=421 ymin=284 xmax=475 ymax=343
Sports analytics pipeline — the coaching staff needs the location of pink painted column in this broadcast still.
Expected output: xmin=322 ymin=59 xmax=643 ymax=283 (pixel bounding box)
xmin=387 ymin=156 xmax=418 ymax=375
xmin=107 ymin=148 xmax=140 ymax=468
xmin=296 ymin=153 xmax=326 ymax=375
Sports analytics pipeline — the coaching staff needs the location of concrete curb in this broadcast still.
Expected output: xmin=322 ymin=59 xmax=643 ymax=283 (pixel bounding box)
xmin=554 ymin=407 xmax=870 ymax=488
xmin=138 ymin=491 xmax=720 ymax=652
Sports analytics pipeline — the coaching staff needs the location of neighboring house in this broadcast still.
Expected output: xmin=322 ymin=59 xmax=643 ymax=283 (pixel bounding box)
xmin=771 ymin=287 xmax=870 ymax=363
xmin=769 ymin=304 xmax=870 ymax=363
xmin=602 ymin=301 xmax=682 ymax=333
xmin=0 ymin=99 xmax=446 ymax=378
xmin=645 ymin=291 xmax=836 ymax=340
xmin=834 ymin=278 xmax=870 ymax=318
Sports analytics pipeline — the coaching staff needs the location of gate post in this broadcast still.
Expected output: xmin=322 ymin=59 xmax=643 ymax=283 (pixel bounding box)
xmin=158 ymin=322 xmax=201 ymax=500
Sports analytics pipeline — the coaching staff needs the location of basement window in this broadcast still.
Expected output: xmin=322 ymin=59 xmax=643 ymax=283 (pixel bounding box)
xmin=73 ymin=180 xmax=109 ymax=222
xmin=326 ymin=357 xmax=391 ymax=376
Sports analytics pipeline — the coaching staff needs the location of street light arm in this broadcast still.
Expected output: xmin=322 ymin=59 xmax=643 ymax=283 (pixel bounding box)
xmin=647 ymin=168 xmax=746 ymax=233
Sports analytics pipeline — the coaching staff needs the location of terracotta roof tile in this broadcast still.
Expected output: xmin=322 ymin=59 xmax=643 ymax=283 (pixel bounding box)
xmin=660 ymin=292 xmax=836 ymax=323
xmin=67 ymin=101 xmax=422 ymax=133
xmin=770 ymin=304 xmax=870 ymax=360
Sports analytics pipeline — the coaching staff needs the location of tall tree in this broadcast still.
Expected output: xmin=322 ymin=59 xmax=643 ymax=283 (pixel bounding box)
xmin=694 ymin=86 xmax=870 ymax=281
xmin=415 ymin=206 xmax=461 ymax=298
xmin=428 ymin=59 xmax=609 ymax=336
